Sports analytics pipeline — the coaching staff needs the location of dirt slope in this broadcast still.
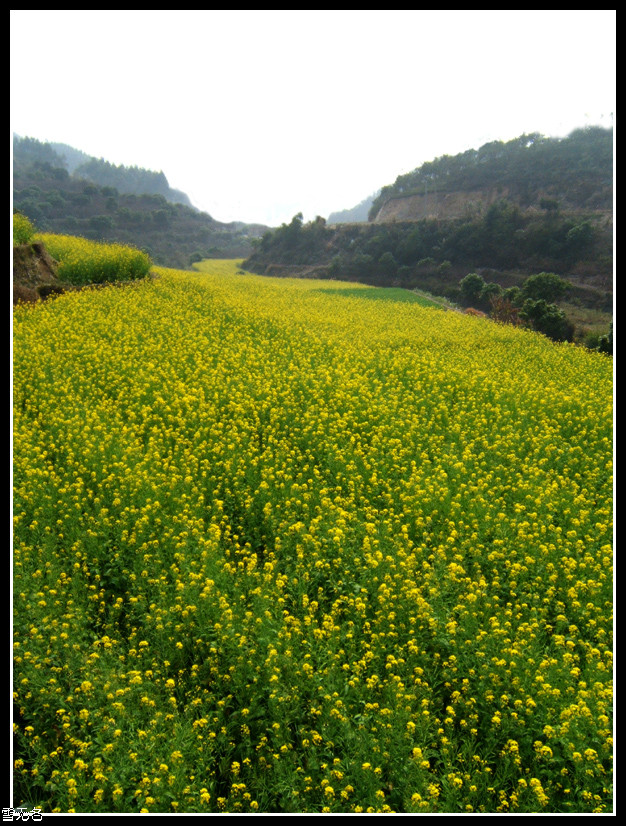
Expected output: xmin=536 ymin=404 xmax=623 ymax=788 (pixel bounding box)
xmin=12 ymin=242 xmax=67 ymax=305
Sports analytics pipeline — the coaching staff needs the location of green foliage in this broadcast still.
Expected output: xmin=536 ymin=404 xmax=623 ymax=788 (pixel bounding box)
xmin=480 ymin=281 xmax=502 ymax=302
xmin=152 ymin=209 xmax=171 ymax=228
xmin=13 ymin=212 xmax=36 ymax=246
xmin=74 ymin=157 xmax=182 ymax=203
xmin=351 ymin=253 xmax=375 ymax=276
xmin=459 ymin=272 xmax=486 ymax=304
xmin=257 ymin=214 xmax=333 ymax=264
xmin=378 ymin=251 xmax=398 ymax=276
xmin=540 ymin=197 xmax=560 ymax=213
xmin=276 ymin=213 xmax=304 ymax=249
xmin=521 ymin=272 xmax=570 ymax=303
xmin=397 ymin=228 xmax=425 ymax=263
xmin=88 ymin=214 xmax=114 ymax=234
xmin=503 ymin=286 xmax=523 ymax=306
xmin=13 ymin=134 xmax=67 ymax=169
xmin=597 ymin=323 xmax=613 ymax=355
xmin=519 ymin=299 xmax=575 ymax=342
xmin=565 ymin=221 xmax=595 ymax=257
xmin=328 ymin=254 xmax=345 ymax=276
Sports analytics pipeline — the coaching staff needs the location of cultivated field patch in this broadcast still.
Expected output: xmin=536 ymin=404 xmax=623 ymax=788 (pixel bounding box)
xmin=13 ymin=261 xmax=613 ymax=813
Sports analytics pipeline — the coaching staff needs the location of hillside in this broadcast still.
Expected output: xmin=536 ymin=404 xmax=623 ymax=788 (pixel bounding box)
xmin=369 ymin=128 xmax=613 ymax=222
xmin=14 ymin=135 xmax=194 ymax=208
xmin=12 ymin=135 xmax=269 ymax=269
xmin=244 ymin=129 xmax=613 ymax=345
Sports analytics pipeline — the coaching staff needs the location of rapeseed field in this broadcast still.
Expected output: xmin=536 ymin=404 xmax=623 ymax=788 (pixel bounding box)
xmin=13 ymin=261 xmax=613 ymax=813
xmin=33 ymin=233 xmax=152 ymax=284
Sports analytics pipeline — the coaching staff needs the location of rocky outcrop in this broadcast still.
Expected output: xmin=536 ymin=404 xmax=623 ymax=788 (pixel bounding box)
xmin=373 ymin=188 xmax=613 ymax=223
xmin=374 ymin=188 xmax=512 ymax=222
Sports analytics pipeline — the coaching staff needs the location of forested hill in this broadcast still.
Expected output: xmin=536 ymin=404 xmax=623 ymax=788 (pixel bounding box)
xmin=12 ymin=135 xmax=268 ymax=269
xmin=14 ymin=135 xmax=194 ymax=208
xmin=247 ymin=127 xmax=613 ymax=286
xmin=369 ymin=127 xmax=613 ymax=222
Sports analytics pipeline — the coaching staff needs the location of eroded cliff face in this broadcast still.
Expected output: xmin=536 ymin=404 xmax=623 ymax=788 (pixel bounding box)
xmin=373 ymin=188 xmax=612 ymax=223
xmin=375 ymin=189 xmax=512 ymax=222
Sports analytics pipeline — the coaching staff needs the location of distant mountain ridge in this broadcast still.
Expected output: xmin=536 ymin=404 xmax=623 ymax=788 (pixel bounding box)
xmin=48 ymin=142 xmax=92 ymax=174
xmin=12 ymin=134 xmax=268 ymax=269
xmin=14 ymin=135 xmax=195 ymax=209
xmin=327 ymin=191 xmax=379 ymax=224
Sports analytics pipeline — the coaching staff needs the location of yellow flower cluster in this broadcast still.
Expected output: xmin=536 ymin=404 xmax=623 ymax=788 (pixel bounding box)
xmin=13 ymin=212 xmax=35 ymax=246
xmin=13 ymin=261 xmax=612 ymax=813
xmin=34 ymin=232 xmax=151 ymax=285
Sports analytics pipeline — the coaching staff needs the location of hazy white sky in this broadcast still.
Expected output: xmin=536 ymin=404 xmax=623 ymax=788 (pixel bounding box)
xmin=11 ymin=10 xmax=615 ymax=227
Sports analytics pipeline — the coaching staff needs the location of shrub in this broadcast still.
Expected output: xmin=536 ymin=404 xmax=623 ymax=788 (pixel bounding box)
xmin=480 ymin=282 xmax=502 ymax=303
xmin=459 ymin=272 xmax=486 ymax=305
xmin=519 ymin=298 xmax=575 ymax=342
xmin=13 ymin=213 xmax=36 ymax=246
xmin=89 ymin=215 xmax=114 ymax=234
xmin=328 ymin=254 xmax=344 ymax=277
xmin=521 ymin=272 xmax=570 ymax=303
xmin=597 ymin=323 xmax=613 ymax=355
xmin=503 ymin=286 xmax=523 ymax=306
xmin=566 ymin=220 xmax=595 ymax=256
xmin=378 ymin=251 xmax=398 ymax=277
